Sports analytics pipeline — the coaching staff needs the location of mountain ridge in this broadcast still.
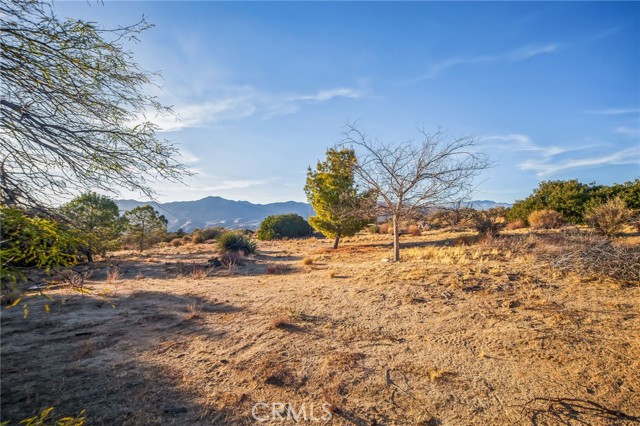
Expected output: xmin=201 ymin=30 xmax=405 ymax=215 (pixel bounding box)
xmin=116 ymin=196 xmax=511 ymax=232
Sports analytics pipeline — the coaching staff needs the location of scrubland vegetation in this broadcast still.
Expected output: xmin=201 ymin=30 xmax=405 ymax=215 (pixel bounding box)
xmin=2 ymin=1 xmax=639 ymax=424
xmin=2 ymin=179 xmax=639 ymax=425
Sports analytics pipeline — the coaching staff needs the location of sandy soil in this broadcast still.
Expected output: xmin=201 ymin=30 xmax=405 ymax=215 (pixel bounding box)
xmin=1 ymin=231 xmax=639 ymax=425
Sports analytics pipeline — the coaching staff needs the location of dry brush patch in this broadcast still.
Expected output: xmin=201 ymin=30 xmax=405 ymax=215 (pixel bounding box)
xmin=1 ymin=232 xmax=639 ymax=425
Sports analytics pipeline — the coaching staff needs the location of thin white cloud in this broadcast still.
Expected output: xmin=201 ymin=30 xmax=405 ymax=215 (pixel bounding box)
xmin=192 ymin=180 xmax=269 ymax=191
xmin=585 ymin=108 xmax=640 ymax=115
xmin=408 ymin=43 xmax=559 ymax=82
xmin=519 ymin=147 xmax=639 ymax=176
xmin=148 ymin=86 xmax=365 ymax=131
xmin=482 ymin=134 xmax=568 ymax=157
xmin=294 ymin=88 xmax=364 ymax=102
xmin=507 ymin=44 xmax=559 ymax=61
xmin=615 ymin=126 xmax=640 ymax=137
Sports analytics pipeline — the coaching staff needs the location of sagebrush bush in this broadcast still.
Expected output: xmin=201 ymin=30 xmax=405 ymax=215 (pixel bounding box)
xmin=217 ymin=232 xmax=256 ymax=255
xmin=528 ymin=210 xmax=563 ymax=229
xmin=407 ymin=225 xmax=421 ymax=236
xmin=505 ymin=219 xmax=527 ymax=230
xmin=471 ymin=211 xmax=503 ymax=237
xmin=378 ymin=223 xmax=390 ymax=234
xmin=256 ymin=214 xmax=312 ymax=240
xmin=584 ymin=197 xmax=632 ymax=237
xmin=192 ymin=227 xmax=226 ymax=243
xmin=170 ymin=239 xmax=183 ymax=247
xmin=367 ymin=224 xmax=380 ymax=234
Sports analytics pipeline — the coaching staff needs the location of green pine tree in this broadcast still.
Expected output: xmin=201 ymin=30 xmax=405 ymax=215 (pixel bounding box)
xmin=304 ymin=148 xmax=375 ymax=249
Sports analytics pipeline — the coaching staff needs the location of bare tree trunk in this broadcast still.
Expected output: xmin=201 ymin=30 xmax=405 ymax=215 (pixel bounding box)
xmin=333 ymin=235 xmax=340 ymax=249
xmin=392 ymin=214 xmax=400 ymax=262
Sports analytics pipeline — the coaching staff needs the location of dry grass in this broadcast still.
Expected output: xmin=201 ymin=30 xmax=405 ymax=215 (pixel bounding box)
xmin=301 ymin=257 xmax=313 ymax=265
xmin=105 ymin=266 xmax=122 ymax=284
xmin=2 ymin=230 xmax=639 ymax=425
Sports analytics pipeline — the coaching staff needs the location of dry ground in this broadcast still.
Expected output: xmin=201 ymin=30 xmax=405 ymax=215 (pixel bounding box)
xmin=1 ymin=230 xmax=639 ymax=425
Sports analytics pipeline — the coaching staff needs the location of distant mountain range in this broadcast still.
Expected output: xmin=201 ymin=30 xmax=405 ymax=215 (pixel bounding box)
xmin=116 ymin=196 xmax=312 ymax=232
xmin=116 ymin=197 xmax=512 ymax=232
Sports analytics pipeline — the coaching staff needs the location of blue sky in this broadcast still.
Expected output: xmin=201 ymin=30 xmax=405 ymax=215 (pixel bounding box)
xmin=55 ymin=1 xmax=639 ymax=204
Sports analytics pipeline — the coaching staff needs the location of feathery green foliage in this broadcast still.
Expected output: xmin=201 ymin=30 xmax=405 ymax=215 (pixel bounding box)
xmin=0 ymin=0 xmax=189 ymax=208
xmin=304 ymin=148 xmax=375 ymax=249
xmin=0 ymin=206 xmax=80 ymax=284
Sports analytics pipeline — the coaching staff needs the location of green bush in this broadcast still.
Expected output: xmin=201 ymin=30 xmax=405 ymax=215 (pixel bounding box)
xmin=584 ymin=197 xmax=633 ymax=237
xmin=1 ymin=206 xmax=80 ymax=283
xmin=217 ymin=232 xmax=257 ymax=255
xmin=256 ymin=214 xmax=313 ymax=240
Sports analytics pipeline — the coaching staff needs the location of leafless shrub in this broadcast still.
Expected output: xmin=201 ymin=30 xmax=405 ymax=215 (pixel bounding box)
xmin=584 ymin=197 xmax=633 ymax=237
xmin=170 ymin=239 xmax=183 ymax=247
xmin=185 ymin=303 xmax=202 ymax=320
xmin=106 ymin=266 xmax=121 ymax=284
xmin=220 ymin=251 xmax=244 ymax=270
xmin=189 ymin=266 xmax=212 ymax=279
xmin=471 ymin=210 xmax=503 ymax=237
xmin=540 ymin=233 xmax=639 ymax=286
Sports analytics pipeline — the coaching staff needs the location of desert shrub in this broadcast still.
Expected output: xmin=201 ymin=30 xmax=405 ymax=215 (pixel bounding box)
xmin=1 ymin=206 xmax=81 ymax=284
xmin=170 ymin=239 xmax=183 ymax=247
xmin=584 ymin=197 xmax=633 ymax=237
xmin=378 ymin=223 xmax=390 ymax=234
xmin=543 ymin=232 xmax=639 ymax=286
xmin=505 ymin=219 xmax=527 ymax=230
xmin=192 ymin=227 xmax=226 ymax=243
xmin=407 ymin=225 xmax=421 ymax=236
xmin=256 ymin=214 xmax=313 ymax=240
xmin=367 ymin=224 xmax=380 ymax=234
xmin=528 ymin=210 xmax=563 ymax=229
xmin=217 ymin=232 xmax=256 ymax=255
xmin=302 ymin=257 xmax=314 ymax=265
xmin=471 ymin=210 xmax=503 ymax=237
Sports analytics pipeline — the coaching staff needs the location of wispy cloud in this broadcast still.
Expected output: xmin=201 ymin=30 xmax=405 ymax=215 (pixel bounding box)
xmin=408 ymin=43 xmax=559 ymax=83
xmin=482 ymin=134 xmax=568 ymax=157
xmin=615 ymin=126 xmax=640 ymax=137
xmin=294 ymin=87 xmax=364 ymax=102
xmin=507 ymin=44 xmax=559 ymax=61
xmin=189 ymin=180 xmax=269 ymax=192
xmin=584 ymin=108 xmax=640 ymax=115
xmin=149 ymin=86 xmax=365 ymax=132
xmin=519 ymin=147 xmax=639 ymax=176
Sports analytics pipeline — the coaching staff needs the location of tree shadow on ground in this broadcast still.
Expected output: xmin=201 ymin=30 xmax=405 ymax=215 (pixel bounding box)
xmin=0 ymin=290 xmax=243 ymax=425
xmin=523 ymin=397 xmax=640 ymax=426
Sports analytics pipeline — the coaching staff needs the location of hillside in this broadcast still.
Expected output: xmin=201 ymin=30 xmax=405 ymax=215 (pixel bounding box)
xmin=116 ymin=196 xmax=511 ymax=232
xmin=116 ymin=196 xmax=312 ymax=232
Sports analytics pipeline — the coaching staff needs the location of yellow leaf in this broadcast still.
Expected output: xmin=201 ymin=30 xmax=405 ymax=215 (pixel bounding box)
xmin=6 ymin=297 xmax=21 ymax=308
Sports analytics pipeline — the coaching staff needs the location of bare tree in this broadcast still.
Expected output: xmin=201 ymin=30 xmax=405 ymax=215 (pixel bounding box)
xmin=0 ymin=0 xmax=189 ymax=209
xmin=342 ymin=123 xmax=491 ymax=261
